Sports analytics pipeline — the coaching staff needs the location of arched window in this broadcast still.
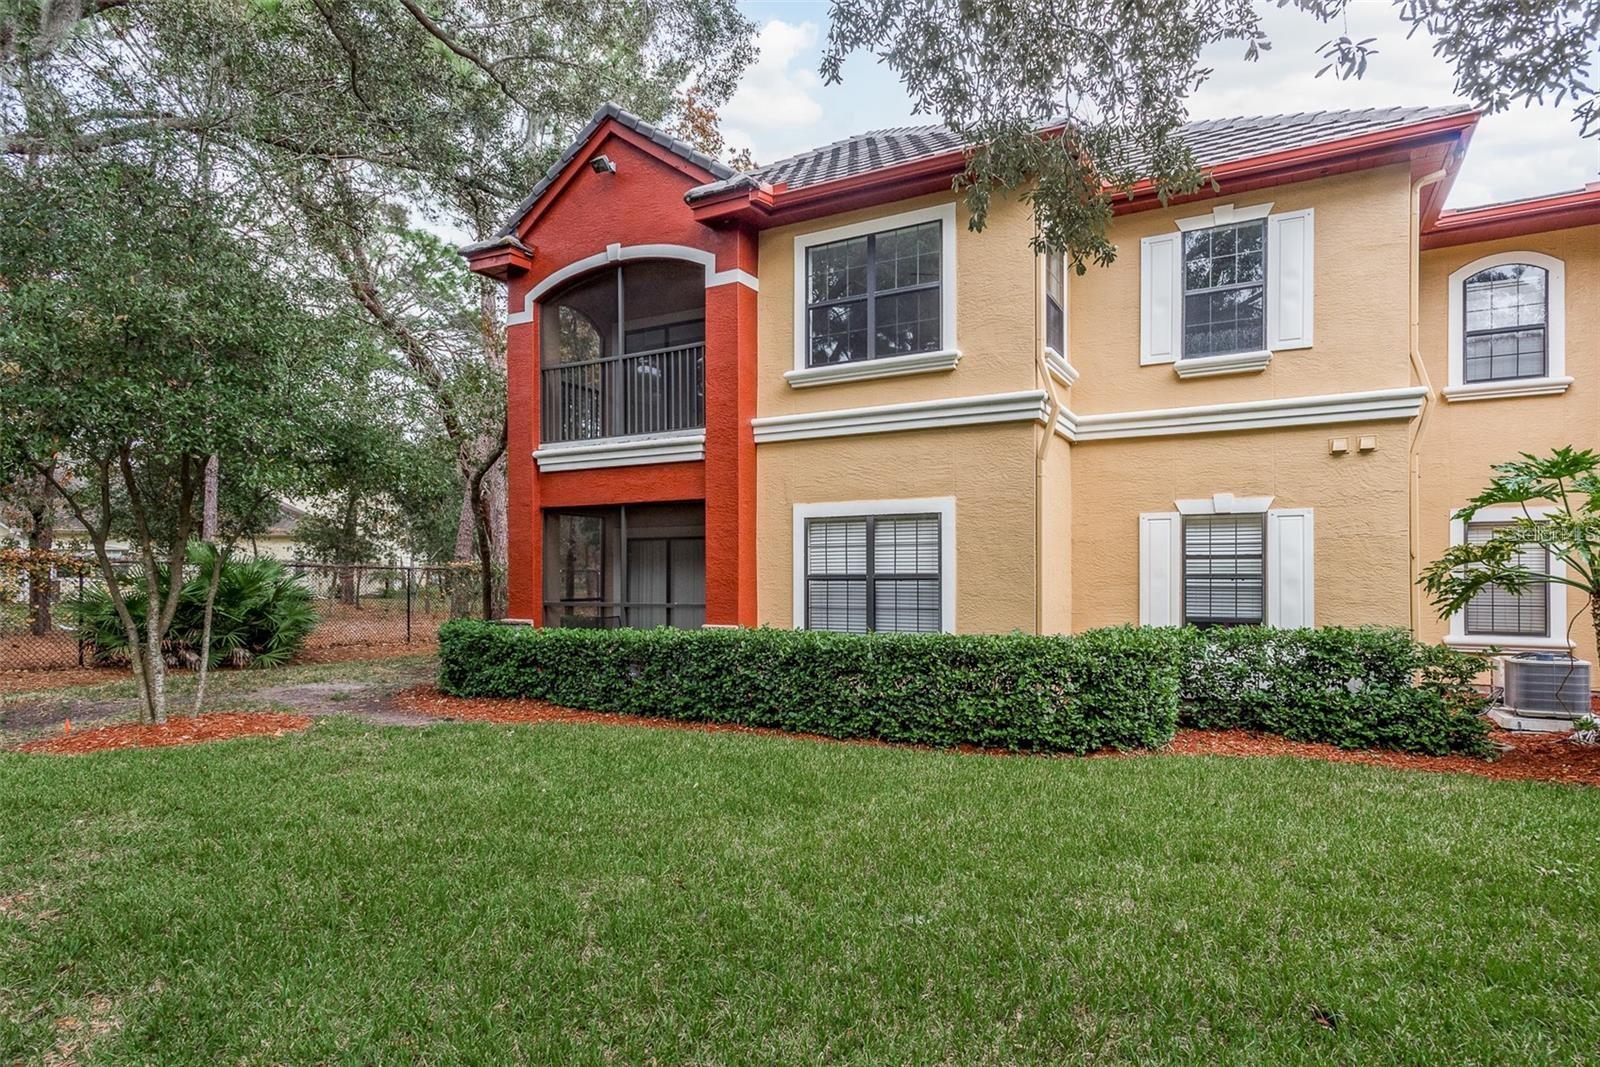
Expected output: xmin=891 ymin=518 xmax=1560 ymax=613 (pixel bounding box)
xmin=537 ymin=261 xmax=706 ymax=442
xmin=1462 ymin=263 xmax=1547 ymax=383
xmin=1444 ymin=251 xmax=1567 ymax=400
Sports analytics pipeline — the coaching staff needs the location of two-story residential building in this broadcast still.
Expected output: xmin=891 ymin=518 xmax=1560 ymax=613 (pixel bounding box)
xmin=463 ymin=103 xmax=1600 ymax=680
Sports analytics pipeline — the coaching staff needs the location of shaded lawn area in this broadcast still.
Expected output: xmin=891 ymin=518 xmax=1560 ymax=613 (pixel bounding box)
xmin=0 ymin=655 xmax=436 ymax=742
xmin=2 ymin=719 xmax=1598 ymax=1063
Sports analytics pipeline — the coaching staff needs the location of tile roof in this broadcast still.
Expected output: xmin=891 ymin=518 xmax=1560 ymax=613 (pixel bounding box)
xmin=475 ymin=102 xmax=1475 ymax=248
xmin=684 ymin=105 xmax=1475 ymax=202
xmin=1438 ymin=180 xmax=1600 ymax=217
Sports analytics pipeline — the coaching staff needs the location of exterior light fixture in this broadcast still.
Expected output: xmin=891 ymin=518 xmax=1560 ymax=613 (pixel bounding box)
xmin=589 ymin=154 xmax=617 ymax=174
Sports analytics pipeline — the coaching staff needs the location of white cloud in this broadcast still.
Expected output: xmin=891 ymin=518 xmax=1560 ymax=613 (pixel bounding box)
xmin=725 ymin=1 xmax=1598 ymax=203
xmin=1189 ymin=4 xmax=1599 ymax=208
xmin=721 ymin=19 xmax=827 ymax=163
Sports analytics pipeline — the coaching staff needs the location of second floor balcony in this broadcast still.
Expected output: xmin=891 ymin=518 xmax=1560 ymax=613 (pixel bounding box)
xmin=540 ymin=260 xmax=706 ymax=444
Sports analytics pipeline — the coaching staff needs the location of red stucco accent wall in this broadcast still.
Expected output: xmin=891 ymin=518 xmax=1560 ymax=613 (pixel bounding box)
xmin=479 ymin=118 xmax=758 ymax=625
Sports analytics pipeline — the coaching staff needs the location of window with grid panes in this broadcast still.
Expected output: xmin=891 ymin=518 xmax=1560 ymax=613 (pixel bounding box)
xmin=1182 ymin=514 xmax=1265 ymax=626
xmin=804 ymin=514 xmax=941 ymax=633
xmin=1462 ymin=264 xmax=1548 ymax=382
xmin=1463 ymin=522 xmax=1549 ymax=636
xmin=1181 ymin=220 xmax=1267 ymax=359
xmin=1045 ymin=251 xmax=1065 ymax=355
xmin=804 ymin=220 xmax=942 ymax=366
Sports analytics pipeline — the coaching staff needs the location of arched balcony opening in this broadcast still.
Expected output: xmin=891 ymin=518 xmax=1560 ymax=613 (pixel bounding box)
xmin=538 ymin=260 xmax=706 ymax=443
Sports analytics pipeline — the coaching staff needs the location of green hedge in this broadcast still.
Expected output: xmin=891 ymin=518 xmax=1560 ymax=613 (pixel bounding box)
xmin=439 ymin=621 xmax=1493 ymax=759
xmin=1178 ymin=626 xmax=1492 ymax=756
xmin=438 ymin=621 xmax=1186 ymax=754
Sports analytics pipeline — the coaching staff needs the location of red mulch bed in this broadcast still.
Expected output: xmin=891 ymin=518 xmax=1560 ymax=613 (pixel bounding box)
xmin=393 ymin=687 xmax=1600 ymax=788
xmin=1163 ymin=728 xmax=1600 ymax=788
xmin=16 ymin=712 xmax=311 ymax=756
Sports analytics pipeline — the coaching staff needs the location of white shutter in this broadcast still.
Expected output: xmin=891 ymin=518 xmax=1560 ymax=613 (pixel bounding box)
xmin=1267 ymin=209 xmax=1315 ymax=351
xmin=1139 ymin=233 xmax=1182 ymax=365
xmin=1267 ymin=508 xmax=1315 ymax=628
xmin=1139 ymin=512 xmax=1183 ymax=625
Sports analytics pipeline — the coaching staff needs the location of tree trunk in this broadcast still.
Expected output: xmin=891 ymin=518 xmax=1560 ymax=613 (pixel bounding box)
xmin=38 ymin=459 xmax=158 ymax=723
xmin=144 ymin=636 xmax=168 ymax=725
xmin=26 ymin=495 xmax=53 ymax=636
xmin=338 ymin=491 xmax=359 ymax=605
xmin=453 ymin=485 xmax=476 ymax=561
xmin=202 ymin=454 xmax=219 ymax=541
xmin=467 ymin=422 xmax=507 ymax=620
xmin=193 ymin=544 xmax=225 ymax=715
xmin=1592 ymin=598 xmax=1599 ymax=676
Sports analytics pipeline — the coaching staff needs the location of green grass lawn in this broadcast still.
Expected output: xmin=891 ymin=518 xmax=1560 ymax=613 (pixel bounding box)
xmin=2 ymin=719 xmax=1597 ymax=1063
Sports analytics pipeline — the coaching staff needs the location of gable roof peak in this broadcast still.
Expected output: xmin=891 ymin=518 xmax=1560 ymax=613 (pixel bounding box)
xmin=482 ymin=100 xmax=735 ymax=244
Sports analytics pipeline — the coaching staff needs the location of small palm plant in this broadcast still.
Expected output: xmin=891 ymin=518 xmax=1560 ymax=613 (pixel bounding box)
xmin=71 ymin=544 xmax=317 ymax=668
xmin=1420 ymin=447 xmax=1600 ymax=653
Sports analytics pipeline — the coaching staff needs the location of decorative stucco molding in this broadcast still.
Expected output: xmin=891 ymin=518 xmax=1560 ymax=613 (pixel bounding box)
xmin=752 ymin=390 xmax=1050 ymax=444
xmin=533 ymin=432 xmax=705 ymax=472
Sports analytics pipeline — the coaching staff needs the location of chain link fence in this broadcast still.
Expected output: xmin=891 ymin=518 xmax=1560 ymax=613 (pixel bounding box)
xmin=0 ymin=555 xmax=489 ymax=675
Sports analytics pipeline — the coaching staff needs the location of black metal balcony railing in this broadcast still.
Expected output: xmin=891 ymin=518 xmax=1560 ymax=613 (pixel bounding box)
xmin=540 ymin=343 xmax=706 ymax=444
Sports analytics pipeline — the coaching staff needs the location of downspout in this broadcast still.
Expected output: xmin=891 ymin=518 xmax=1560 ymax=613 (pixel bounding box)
xmin=1408 ymin=167 xmax=1448 ymax=633
xmin=1035 ymin=268 xmax=1065 ymax=636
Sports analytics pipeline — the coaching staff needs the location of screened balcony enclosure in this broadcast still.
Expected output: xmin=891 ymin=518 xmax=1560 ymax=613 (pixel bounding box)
xmin=543 ymin=503 xmax=706 ymax=629
xmin=539 ymin=262 xmax=706 ymax=443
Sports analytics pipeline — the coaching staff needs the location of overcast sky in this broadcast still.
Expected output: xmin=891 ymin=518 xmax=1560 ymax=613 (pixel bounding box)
xmin=729 ymin=0 xmax=1600 ymax=209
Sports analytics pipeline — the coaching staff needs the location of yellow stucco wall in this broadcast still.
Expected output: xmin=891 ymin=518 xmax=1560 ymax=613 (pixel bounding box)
xmin=755 ymin=190 xmax=1039 ymax=418
xmin=1039 ymin=428 xmax=1073 ymax=634
xmin=756 ymin=423 xmax=1040 ymax=633
xmin=1068 ymin=422 xmax=1414 ymax=631
xmin=746 ymin=160 xmax=1596 ymax=670
xmin=1068 ymin=165 xmax=1416 ymax=414
xmin=1413 ymin=223 xmax=1600 ymax=665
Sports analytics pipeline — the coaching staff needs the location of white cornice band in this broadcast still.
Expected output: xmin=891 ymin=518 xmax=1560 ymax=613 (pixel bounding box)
xmin=753 ymin=390 xmax=1051 ymax=444
xmin=534 ymin=432 xmax=705 ymax=471
xmin=751 ymin=386 xmax=1428 ymax=446
xmin=1056 ymin=386 xmax=1428 ymax=442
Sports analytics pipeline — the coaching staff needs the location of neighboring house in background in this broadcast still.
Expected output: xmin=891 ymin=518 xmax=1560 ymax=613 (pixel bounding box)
xmin=3 ymin=500 xmax=307 ymax=563
xmin=252 ymin=501 xmax=305 ymax=561
xmin=462 ymin=102 xmax=1599 ymax=683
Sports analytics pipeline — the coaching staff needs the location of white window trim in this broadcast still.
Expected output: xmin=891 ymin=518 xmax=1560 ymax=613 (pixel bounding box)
xmin=1042 ymin=251 xmax=1078 ymax=385
xmin=1443 ymin=250 xmax=1568 ymax=402
xmin=1175 ymin=493 xmax=1274 ymax=516
xmin=1150 ymin=201 xmax=1314 ymax=377
xmin=784 ymin=348 xmax=960 ymax=388
xmin=791 ymin=202 xmax=959 ymax=383
xmin=1044 ymin=349 xmax=1080 ymax=386
xmin=1141 ymin=500 xmax=1313 ymax=628
xmin=1175 ymin=201 xmax=1273 ymax=231
xmin=792 ymin=497 xmax=957 ymax=633
xmin=1444 ymin=505 xmax=1573 ymax=651
xmin=1171 ymin=349 xmax=1272 ymax=379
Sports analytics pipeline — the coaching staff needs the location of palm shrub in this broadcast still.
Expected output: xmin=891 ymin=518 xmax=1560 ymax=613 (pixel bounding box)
xmin=70 ymin=544 xmax=316 ymax=668
xmin=1421 ymin=446 xmax=1600 ymax=656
